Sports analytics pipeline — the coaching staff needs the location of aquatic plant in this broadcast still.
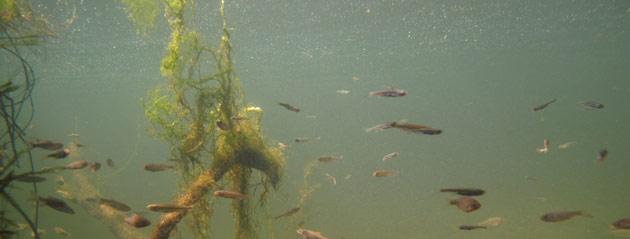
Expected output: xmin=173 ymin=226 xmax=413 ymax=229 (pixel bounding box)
xmin=139 ymin=0 xmax=285 ymax=238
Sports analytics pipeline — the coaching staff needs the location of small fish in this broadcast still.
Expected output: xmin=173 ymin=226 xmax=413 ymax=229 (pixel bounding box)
xmin=125 ymin=213 xmax=151 ymax=228
xmin=100 ymin=198 xmax=131 ymax=211
xmin=55 ymin=189 xmax=73 ymax=199
xmin=297 ymin=228 xmax=328 ymax=239
xmin=352 ymin=77 xmax=359 ymax=81
xmin=47 ymin=149 xmax=71 ymax=159
xmin=143 ymin=163 xmax=174 ymax=172
xmin=278 ymin=142 xmax=290 ymax=150
xmin=317 ymin=156 xmax=342 ymax=163
xmin=392 ymin=122 xmax=442 ymax=135
xmin=54 ymin=226 xmax=70 ymax=236
xmin=369 ymin=87 xmax=407 ymax=97
xmin=230 ymin=116 xmax=249 ymax=120
xmin=382 ymin=152 xmax=399 ymax=162
xmin=14 ymin=175 xmax=46 ymax=183
xmin=214 ymin=190 xmax=249 ymax=199
xmin=345 ymin=174 xmax=352 ymax=179
xmin=557 ymin=141 xmax=577 ymax=149
xmin=477 ymin=217 xmax=505 ymax=227
xmin=278 ymin=102 xmax=301 ymax=112
xmin=440 ymin=188 xmax=485 ymax=196
xmin=525 ymin=176 xmax=541 ymax=182
xmin=537 ymin=139 xmax=550 ymax=153
xmin=532 ymin=98 xmax=557 ymax=112
xmin=579 ymin=101 xmax=605 ymax=109
xmin=364 ymin=122 xmax=396 ymax=133
xmin=540 ymin=210 xmax=592 ymax=222
xmin=305 ymin=115 xmax=317 ymax=119
xmin=65 ymin=160 xmax=89 ymax=170
xmin=90 ymin=162 xmax=101 ymax=171
xmin=216 ymin=120 xmax=228 ymax=130
xmin=295 ymin=137 xmax=320 ymax=143
xmin=29 ymin=138 xmax=63 ymax=150
xmin=611 ymin=218 xmax=630 ymax=229
xmin=274 ymin=207 xmax=300 ymax=220
xmin=34 ymin=195 xmax=75 ymax=214
xmin=325 ymin=173 xmax=336 ymax=185
xmin=146 ymin=203 xmax=193 ymax=213
xmin=67 ymin=133 xmax=80 ymax=137
xmin=596 ymin=149 xmax=608 ymax=164
xmin=448 ymin=196 xmax=481 ymax=213
xmin=106 ymin=158 xmax=115 ymax=168
xmin=459 ymin=225 xmax=487 ymax=230
xmin=372 ymin=170 xmax=396 ymax=178
xmin=336 ymin=90 xmax=350 ymax=94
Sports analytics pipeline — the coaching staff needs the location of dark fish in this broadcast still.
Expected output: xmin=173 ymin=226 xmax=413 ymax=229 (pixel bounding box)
xmin=100 ymin=198 xmax=131 ymax=211
xmin=596 ymin=149 xmax=608 ymax=164
xmin=146 ymin=203 xmax=193 ymax=213
xmin=316 ymin=156 xmax=342 ymax=162
xmin=47 ymin=149 xmax=71 ymax=159
xmin=459 ymin=225 xmax=487 ymax=230
xmin=90 ymin=162 xmax=101 ymax=171
xmin=125 ymin=213 xmax=151 ymax=228
xmin=216 ymin=120 xmax=228 ymax=130
xmin=532 ymin=98 xmax=557 ymax=112
xmin=392 ymin=122 xmax=442 ymax=135
xmin=35 ymin=195 xmax=75 ymax=214
xmin=106 ymin=158 xmax=115 ymax=168
xmin=278 ymin=102 xmax=301 ymax=112
xmin=14 ymin=175 xmax=46 ymax=183
xmin=143 ymin=163 xmax=174 ymax=172
xmin=369 ymin=88 xmax=407 ymax=97
xmin=65 ymin=160 xmax=89 ymax=170
xmin=579 ymin=101 xmax=604 ymax=109
xmin=611 ymin=218 xmax=630 ymax=229
xmin=275 ymin=207 xmax=300 ymax=220
xmin=540 ymin=210 xmax=592 ymax=222
xmin=29 ymin=138 xmax=63 ymax=150
xmin=214 ymin=190 xmax=249 ymax=199
xmin=449 ymin=196 xmax=481 ymax=213
xmin=440 ymin=188 xmax=485 ymax=196
xmin=295 ymin=137 xmax=320 ymax=143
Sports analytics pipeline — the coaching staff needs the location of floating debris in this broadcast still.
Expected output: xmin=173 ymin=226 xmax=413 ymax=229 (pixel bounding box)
xmin=54 ymin=226 xmax=70 ymax=236
xmin=352 ymin=77 xmax=359 ymax=81
xmin=364 ymin=122 xmax=396 ymax=133
xmin=336 ymin=90 xmax=350 ymax=95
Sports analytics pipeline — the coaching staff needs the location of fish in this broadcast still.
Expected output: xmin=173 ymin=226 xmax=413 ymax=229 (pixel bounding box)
xmin=345 ymin=174 xmax=352 ymax=179
xmin=214 ymin=190 xmax=249 ymax=199
xmin=55 ymin=189 xmax=73 ymax=200
xmin=297 ymin=228 xmax=328 ymax=239
xmin=29 ymin=138 xmax=63 ymax=150
xmin=611 ymin=218 xmax=630 ymax=229
xmin=143 ymin=163 xmax=174 ymax=172
xmin=278 ymin=142 xmax=290 ymax=150
xmin=448 ymin=196 xmax=481 ymax=212
xmin=54 ymin=226 xmax=70 ymax=236
xmin=274 ymin=207 xmax=300 ymax=220
xmin=537 ymin=139 xmax=550 ymax=153
xmin=100 ymin=198 xmax=131 ymax=211
xmin=146 ymin=203 xmax=193 ymax=213
xmin=230 ymin=116 xmax=249 ymax=120
xmin=440 ymin=188 xmax=485 ymax=196
xmin=34 ymin=195 xmax=75 ymax=214
xmin=557 ymin=141 xmax=577 ymax=149
xmin=125 ymin=213 xmax=151 ymax=228
xmin=532 ymin=98 xmax=557 ymax=111
xmin=295 ymin=137 xmax=320 ymax=143
xmin=65 ymin=160 xmax=89 ymax=170
xmin=372 ymin=170 xmax=396 ymax=178
xmin=90 ymin=162 xmax=101 ymax=171
xmin=216 ymin=120 xmax=228 ymax=130
xmin=56 ymin=175 xmax=65 ymax=186
xmin=67 ymin=133 xmax=80 ymax=137
xmin=106 ymin=158 xmax=115 ymax=168
xmin=596 ymin=149 xmax=608 ymax=164
xmin=317 ymin=156 xmax=342 ymax=163
xmin=14 ymin=175 xmax=46 ymax=183
xmin=392 ymin=122 xmax=442 ymax=135
xmin=459 ymin=225 xmax=487 ymax=230
xmin=47 ymin=149 xmax=71 ymax=159
xmin=72 ymin=141 xmax=86 ymax=147
xmin=477 ymin=217 xmax=505 ymax=227
xmin=540 ymin=210 xmax=592 ymax=222
xmin=278 ymin=102 xmax=301 ymax=112
xmin=369 ymin=87 xmax=407 ymax=97
xmin=364 ymin=122 xmax=396 ymax=133
xmin=352 ymin=77 xmax=359 ymax=81
xmin=382 ymin=152 xmax=398 ymax=162
xmin=336 ymin=90 xmax=350 ymax=94
xmin=579 ymin=101 xmax=605 ymax=109
xmin=525 ymin=176 xmax=541 ymax=182
xmin=325 ymin=173 xmax=336 ymax=185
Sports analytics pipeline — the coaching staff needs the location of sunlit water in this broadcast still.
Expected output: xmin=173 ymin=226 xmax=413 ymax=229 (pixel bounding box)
xmin=5 ymin=0 xmax=630 ymax=238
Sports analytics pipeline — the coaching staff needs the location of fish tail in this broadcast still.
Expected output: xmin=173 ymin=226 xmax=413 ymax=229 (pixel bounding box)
xmin=579 ymin=210 xmax=593 ymax=218
xmin=447 ymin=199 xmax=456 ymax=206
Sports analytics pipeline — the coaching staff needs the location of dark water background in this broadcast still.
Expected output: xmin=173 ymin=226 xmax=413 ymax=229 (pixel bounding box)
xmin=6 ymin=0 xmax=630 ymax=238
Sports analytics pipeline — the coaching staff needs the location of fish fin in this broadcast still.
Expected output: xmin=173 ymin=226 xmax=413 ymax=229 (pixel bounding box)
xmin=580 ymin=210 xmax=593 ymax=218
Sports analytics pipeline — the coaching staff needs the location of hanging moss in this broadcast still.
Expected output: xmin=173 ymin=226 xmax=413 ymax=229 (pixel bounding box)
xmin=121 ymin=0 xmax=161 ymax=37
